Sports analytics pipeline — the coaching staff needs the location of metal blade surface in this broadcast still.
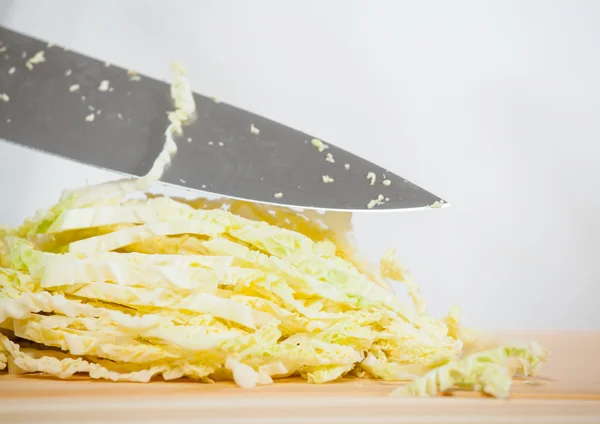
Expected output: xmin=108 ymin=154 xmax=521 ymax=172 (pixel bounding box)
xmin=0 ymin=27 xmax=447 ymax=211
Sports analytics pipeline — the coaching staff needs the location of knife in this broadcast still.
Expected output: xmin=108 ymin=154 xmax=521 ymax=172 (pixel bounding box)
xmin=0 ymin=27 xmax=447 ymax=212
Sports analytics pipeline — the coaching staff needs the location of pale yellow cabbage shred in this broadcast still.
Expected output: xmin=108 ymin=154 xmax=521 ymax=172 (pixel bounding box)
xmin=0 ymin=64 xmax=548 ymax=397
xmin=391 ymin=343 xmax=549 ymax=398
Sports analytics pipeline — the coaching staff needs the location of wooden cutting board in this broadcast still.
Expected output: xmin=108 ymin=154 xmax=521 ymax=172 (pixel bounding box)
xmin=1 ymin=332 xmax=599 ymax=423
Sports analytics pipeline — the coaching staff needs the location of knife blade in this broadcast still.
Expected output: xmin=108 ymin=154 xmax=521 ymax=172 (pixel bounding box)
xmin=0 ymin=26 xmax=447 ymax=212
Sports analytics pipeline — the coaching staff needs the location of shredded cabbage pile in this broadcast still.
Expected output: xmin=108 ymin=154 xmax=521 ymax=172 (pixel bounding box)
xmin=0 ymin=63 xmax=548 ymax=397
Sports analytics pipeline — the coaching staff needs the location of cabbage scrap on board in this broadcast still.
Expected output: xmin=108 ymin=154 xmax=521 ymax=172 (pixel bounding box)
xmin=0 ymin=64 xmax=548 ymax=397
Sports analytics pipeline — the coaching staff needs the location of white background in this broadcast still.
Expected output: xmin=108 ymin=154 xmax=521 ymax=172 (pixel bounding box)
xmin=1 ymin=0 xmax=599 ymax=330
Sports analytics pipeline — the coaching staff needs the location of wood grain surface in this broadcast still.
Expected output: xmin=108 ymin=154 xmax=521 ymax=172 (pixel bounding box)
xmin=1 ymin=332 xmax=599 ymax=423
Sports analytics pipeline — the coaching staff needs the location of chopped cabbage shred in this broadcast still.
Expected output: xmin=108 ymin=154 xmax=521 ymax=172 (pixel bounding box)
xmin=0 ymin=63 xmax=548 ymax=397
